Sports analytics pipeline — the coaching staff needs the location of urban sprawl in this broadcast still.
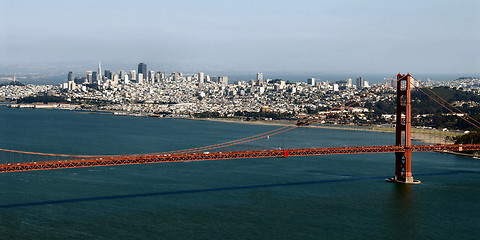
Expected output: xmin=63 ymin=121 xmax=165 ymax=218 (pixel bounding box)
xmin=1 ymin=63 xmax=480 ymax=126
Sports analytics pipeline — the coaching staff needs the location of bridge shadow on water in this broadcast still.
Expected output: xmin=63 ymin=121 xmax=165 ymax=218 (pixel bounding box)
xmin=1 ymin=170 xmax=479 ymax=209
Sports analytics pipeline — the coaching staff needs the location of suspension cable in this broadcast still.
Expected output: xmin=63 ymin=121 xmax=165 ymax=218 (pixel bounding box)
xmin=412 ymin=86 xmax=480 ymax=130
xmin=413 ymin=77 xmax=480 ymax=129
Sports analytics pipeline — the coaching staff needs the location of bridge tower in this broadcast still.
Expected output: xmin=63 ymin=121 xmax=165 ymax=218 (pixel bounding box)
xmin=387 ymin=73 xmax=421 ymax=184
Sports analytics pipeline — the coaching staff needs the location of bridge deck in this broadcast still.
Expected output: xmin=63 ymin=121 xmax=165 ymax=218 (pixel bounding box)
xmin=1 ymin=144 xmax=479 ymax=173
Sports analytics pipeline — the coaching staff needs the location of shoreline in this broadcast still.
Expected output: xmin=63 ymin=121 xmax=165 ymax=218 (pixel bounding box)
xmin=189 ymin=117 xmax=459 ymax=145
xmin=4 ymin=104 xmax=462 ymax=145
xmin=4 ymin=105 xmax=476 ymax=157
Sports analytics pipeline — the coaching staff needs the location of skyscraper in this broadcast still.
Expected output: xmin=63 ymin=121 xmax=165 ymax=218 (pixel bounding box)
xmin=97 ymin=61 xmax=102 ymax=82
xmin=218 ymin=76 xmax=228 ymax=86
xmin=138 ymin=63 xmax=147 ymax=80
xmin=104 ymin=70 xmax=112 ymax=80
xmin=92 ymin=72 xmax=97 ymax=84
xmin=356 ymin=77 xmax=364 ymax=88
xmin=307 ymin=78 xmax=315 ymax=86
xmin=119 ymin=70 xmax=126 ymax=81
xmin=257 ymin=73 xmax=263 ymax=86
xmin=149 ymin=70 xmax=156 ymax=83
xmin=68 ymin=71 xmax=75 ymax=82
xmin=129 ymin=70 xmax=137 ymax=81
xmin=86 ymin=71 xmax=93 ymax=83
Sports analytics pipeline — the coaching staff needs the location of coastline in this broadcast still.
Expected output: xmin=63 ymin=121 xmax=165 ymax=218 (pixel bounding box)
xmin=3 ymin=104 xmax=474 ymax=156
xmin=189 ymin=117 xmax=461 ymax=145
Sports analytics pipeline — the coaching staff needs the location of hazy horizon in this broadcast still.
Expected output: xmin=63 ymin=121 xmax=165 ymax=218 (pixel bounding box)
xmin=1 ymin=0 xmax=479 ymax=75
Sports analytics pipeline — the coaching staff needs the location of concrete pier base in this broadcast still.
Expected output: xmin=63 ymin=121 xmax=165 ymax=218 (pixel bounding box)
xmin=386 ymin=177 xmax=421 ymax=184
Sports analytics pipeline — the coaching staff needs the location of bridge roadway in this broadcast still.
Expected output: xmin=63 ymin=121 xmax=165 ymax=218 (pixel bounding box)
xmin=1 ymin=144 xmax=480 ymax=173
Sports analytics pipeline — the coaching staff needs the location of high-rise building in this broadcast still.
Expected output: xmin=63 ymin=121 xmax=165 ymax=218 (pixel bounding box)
xmin=218 ymin=76 xmax=228 ymax=86
xmin=138 ymin=63 xmax=147 ymax=79
xmin=257 ymin=73 xmax=263 ymax=82
xmin=333 ymin=83 xmax=339 ymax=92
xmin=347 ymin=78 xmax=352 ymax=87
xmin=138 ymin=73 xmax=144 ymax=84
xmin=198 ymin=72 xmax=205 ymax=83
xmin=158 ymin=71 xmax=165 ymax=81
xmin=307 ymin=78 xmax=315 ymax=86
xmin=92 ymin=72 xmax=98 ymax=84
xmin=149 ymin=70 xmax=156 ymax=83
xmin=257 ymin=73 xmax=263 ymax=86
xmin=129 ymin=70 xmax=137 ymax=81
xmin=119 ymin=70 xmax=126 ymax=81
xmin=97 ymin=62 xmax=102 ymax=82
xmin=356 ymin=77 xmax=364 ymax=88
xmin=104 ymin=70 xmax=112 ymax=80
xmin=112 ymin=73 xmax=119 ymax=85
xmin=68 ymin=80 xmax=76 ymax=91
xmin=86 ymin=71 xmax=93 ymax=83
xmin=68 ymin=71 xmax=75 ymax=82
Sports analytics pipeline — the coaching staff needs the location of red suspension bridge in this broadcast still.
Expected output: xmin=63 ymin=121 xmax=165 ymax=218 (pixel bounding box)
xmin=2 ymin=74 xmax=480 ymax=184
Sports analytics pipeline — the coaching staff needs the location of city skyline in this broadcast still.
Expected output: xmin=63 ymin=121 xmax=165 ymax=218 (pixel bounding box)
xmin=1 ymin=0 xmax=479 ymax=75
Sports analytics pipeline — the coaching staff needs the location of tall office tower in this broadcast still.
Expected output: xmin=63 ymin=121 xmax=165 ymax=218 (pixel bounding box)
xmin=198 ymin=72 xmax=205 ymax=83
xmin=149 ymin=70 xmax=156 ymax=83
xmin=104 ymin=70 xmax=112 ymax=80
xmin=218 ymin=76 xmax=228 ymax=86
xmin=356 ymin=77 xmax=364 ymax=88
xmin=307 ymin=78 xmax=315 ymax=86
xmin=92 ymin=72 xmax=97 ymax=83
xmin=257 ymin=73 xmax=263 ymax=86
xmin=257 ymin=72 xmax=263 ymax=82
xmin=68 ymin=71 xmax=75 ymax=82
xmin=138 ymin=73 xmax=144 ymax=84
xmin=158 ymin=71 xmax=165 ymax=81
xmin=119 ymin=70 xmax=126 ymax=81
xmin=347 ymin=78 xmax=352 ymax=87
xmin=97 ymin=62 xmax=102 ymax=82
xmin=138 ymin=63 xmax=147 ymax=80
xmin=129 ymin=70 xmax=137 ymax=81
xmin=112 ymin=74 xmax=119 ymax=85
xmin=86 ymin=71 xmax=93 ymax=83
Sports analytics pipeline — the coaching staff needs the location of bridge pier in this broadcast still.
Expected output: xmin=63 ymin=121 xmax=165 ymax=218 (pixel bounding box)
xmin=387 ymin=73 xmax=421 ymax=184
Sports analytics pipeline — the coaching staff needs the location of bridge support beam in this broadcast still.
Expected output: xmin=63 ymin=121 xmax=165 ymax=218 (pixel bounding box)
xmin=387 ymin=73 xmax=421 ymax=184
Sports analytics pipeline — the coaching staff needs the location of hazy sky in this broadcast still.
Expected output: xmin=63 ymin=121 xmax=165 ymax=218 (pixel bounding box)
xmin=1 ymin=0 xmax=479 ymax=75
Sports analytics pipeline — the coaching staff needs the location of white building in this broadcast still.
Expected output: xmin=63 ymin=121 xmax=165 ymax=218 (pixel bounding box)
xmin=347 ymin=78 xmax=352 ymax=87
xmin=85 ymin=71 xmax=93 ymax=84
xmin=218 ymin=76 xmax=228 ymax=86
xmin=307 ymin=78 xmax=315 ymax=86
xmin=138 ymin=73 xmax=144 ymax=84
xmin=129 ymin=70 xmax=137 ymax=81
xmin=198 ymin=72 xmax=205 ymax=83
xmin=333 ymin=83 xmax=339 ymax=92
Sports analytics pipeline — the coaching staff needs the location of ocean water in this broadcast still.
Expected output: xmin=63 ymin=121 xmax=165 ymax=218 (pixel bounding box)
xmin=0 ymin=106 xmax=479 ymax=239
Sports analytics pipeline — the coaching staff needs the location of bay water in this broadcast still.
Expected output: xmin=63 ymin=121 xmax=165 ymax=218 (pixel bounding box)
xmin=0 ymin=106 xmax=479 ymax=239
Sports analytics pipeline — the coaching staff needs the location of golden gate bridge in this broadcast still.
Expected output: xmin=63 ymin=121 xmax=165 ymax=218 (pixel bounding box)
xmin=2 ymin=74 xmax=480 ymax=184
